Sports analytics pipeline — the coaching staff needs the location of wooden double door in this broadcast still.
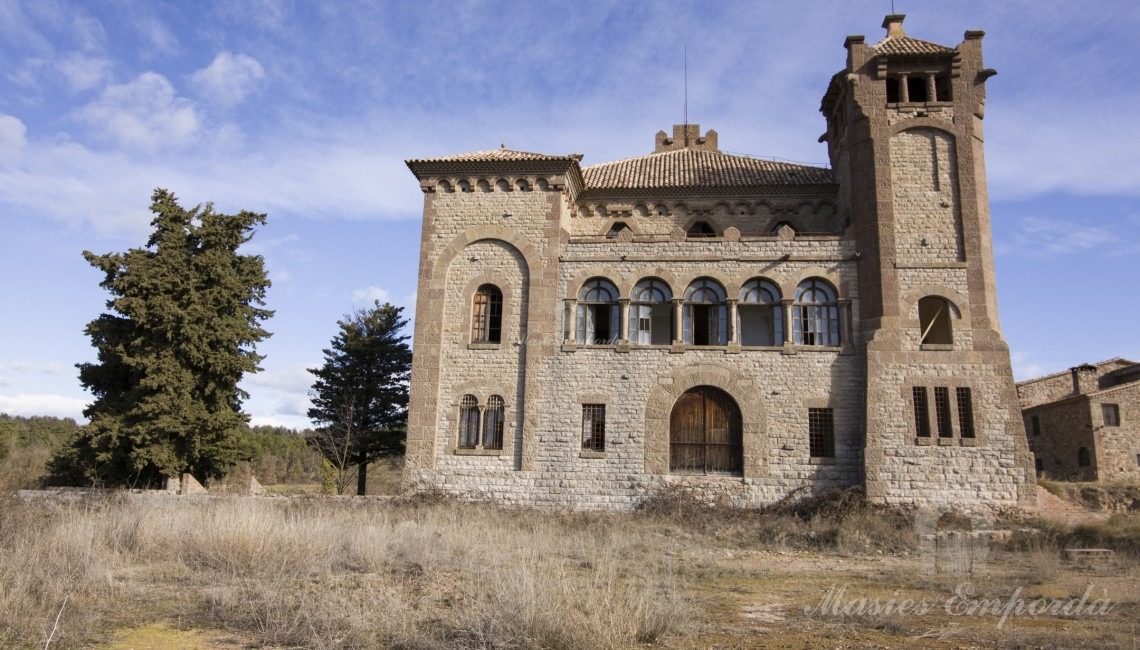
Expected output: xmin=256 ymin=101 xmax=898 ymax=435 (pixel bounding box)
xmin=669 ymin=386 xmax=743 ymax=475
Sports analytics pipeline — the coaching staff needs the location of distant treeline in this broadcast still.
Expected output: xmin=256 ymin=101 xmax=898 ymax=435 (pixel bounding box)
xmin=0 ymin=414 xmax=326 ymax=489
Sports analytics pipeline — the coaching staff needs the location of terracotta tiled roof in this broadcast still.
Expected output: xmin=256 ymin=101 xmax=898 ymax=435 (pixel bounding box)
xmin=873 ymin=35 xmax=954 ymax=56
xmin=407 ymin=149 xmax=580 ymax=163
xmin=582 ymin=148 xmax=832 ymax=189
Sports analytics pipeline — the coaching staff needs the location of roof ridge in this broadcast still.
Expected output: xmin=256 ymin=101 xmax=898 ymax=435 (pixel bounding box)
xmin=1015 ymin=357 xmax=1137 ymax=386
xmin=583 ymin=147 xmax=827 ymax=171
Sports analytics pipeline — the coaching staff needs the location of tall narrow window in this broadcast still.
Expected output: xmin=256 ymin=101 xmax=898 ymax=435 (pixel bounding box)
xmin=934 ymin=387 xmax=952 ymax=438
xmin=1077 ymin=447 xmax=1091 ymax=468
xmin=886 ymin=77 xmax=901 ymax=103
xmin=458 ymin=395 xmax=479 ymax=449
xmin=738 ymin=279 xmax=783 ymax=346
xmin=913 ymin=386 xmax=931 ymax=438
xmin=793 ymin=279 xmax=840 ymax=346
xmin=1035 ymin=456 xmax=1044 ymax=473
xmin=956 ymin=387 xmax=975 ymax=439
xmin=1102 ymin=404 xmax=1120 ymax=427
xmin=582 ymin=404 xmax=606 ymax=452
xmin=576 ymin=278 xmax=620 ymax=344
xmin=918 ymin=296 xmax=953 ymax=345
xmin=906 ymin=76 xmax=928 ymax=102
xmin=809 ymin=408 xmax=835 ymax=458
xmin=683 ymin=279 xmax=728 ymax=346
xmin=482 ymin=395 xmax=504 ymax=450
xmin=629 ymin=279 xmax=672 ymax=345
xmin=471 ymin=284 xmax=503 ymax=344
xmin=1030 ymin=415 xmax=1041 ymax=436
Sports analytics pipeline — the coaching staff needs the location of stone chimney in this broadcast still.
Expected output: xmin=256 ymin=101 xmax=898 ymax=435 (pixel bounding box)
xmin=654 ymin=124 xmax=719 ymax=153
xmin=1071 ymin=363 xmax=1098 ymax=395
xmin=882 ymin=14 xmax=906 ymax=39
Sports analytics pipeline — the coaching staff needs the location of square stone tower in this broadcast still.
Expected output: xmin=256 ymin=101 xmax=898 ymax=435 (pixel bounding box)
xmin=820 ymin=15 xmax=1035 ymax=507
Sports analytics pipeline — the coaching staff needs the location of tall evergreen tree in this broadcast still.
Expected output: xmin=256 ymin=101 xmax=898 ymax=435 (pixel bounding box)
xmin=49 ymin=189 xmax=272 ymax=487
xmin=307 ymin=302 xmax=411 ymax=495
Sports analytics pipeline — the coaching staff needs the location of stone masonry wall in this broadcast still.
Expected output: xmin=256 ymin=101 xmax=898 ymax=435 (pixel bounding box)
xmin=1092 ymin=384 xmax=1140 ymax=482
xmin=890 ymin=128 xmax=964 ymax=265
xmin=1024 ymin=397 xmax=1096 ymax=481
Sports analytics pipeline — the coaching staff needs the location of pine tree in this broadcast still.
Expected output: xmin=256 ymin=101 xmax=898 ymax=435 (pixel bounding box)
xmin=307 ymin=302 xmax=411 ymax=495
xmin=49 ymin=189 xmax=272 ymax=487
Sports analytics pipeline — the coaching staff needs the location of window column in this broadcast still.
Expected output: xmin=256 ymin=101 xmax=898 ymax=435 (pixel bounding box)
xmin=475 ymin=404 xmax=486 ymax=450
xmin=672 ymin=298 xmax=685 ymax=345
xmin=781 ymin=299 xmax=794 ymax=345
xmin=618 ymin=298 xmax=630 ymax=344
xmin=899 ymin=73 xmax=910 ymax=103
xmin=564 ymin=298 xmax=577 ymax=343
xmin=726 ymin=298 xmax=739 ymax=345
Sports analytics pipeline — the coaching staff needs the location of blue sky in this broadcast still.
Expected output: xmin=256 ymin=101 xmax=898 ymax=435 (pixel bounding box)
xmin=1 ymin=0 xmax=1138 ymax=429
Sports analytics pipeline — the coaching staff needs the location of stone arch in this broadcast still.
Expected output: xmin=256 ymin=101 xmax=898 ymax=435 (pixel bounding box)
xmin=565 ymin=266 xmax=626 ymax=299
xmin=726 ymin=271 xmax=784 ymax=303
xmin=888 ymin=119 xmax=956 ymax=139
xmin=682 ymin=215 xmax=723 ymax=236
xmin=679 ymin=272 xmax=733 ymax=300
xmin=778 ymin=267 xmax=847 ymax=302
xmin=432 ymin=227 xmax=541 ymax=281
xmin=628 ymin=269 xmax=682 ymax=299
xmin=645 ymin=363 xmax=767 ymax=478
xmin=902 ymin=285 xmax=970 ymax=324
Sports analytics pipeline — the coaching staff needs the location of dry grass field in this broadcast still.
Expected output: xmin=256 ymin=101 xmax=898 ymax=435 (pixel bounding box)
xmin=1 ymin=476 xmax=1138 ymax=649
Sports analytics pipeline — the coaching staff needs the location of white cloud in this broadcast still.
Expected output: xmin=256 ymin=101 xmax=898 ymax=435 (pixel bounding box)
xmin=0 ymin=114 xmax=27 ymax=165
xmin=75 ymin=72 xmax=198 ymax=151
xmin=351 ymin=286 xmax=390 ymax=303
xmin=0 ymin=393 xmax=87 ymax=420
xmin=998 ymin=215 xmax=1140 ymax=258
xmin=190 ymin=52 xmax=266 ymax=107
xmin=3 ymin=361 xmax=70 ymax=375
xmin=56 ymin=52 xmax=111 ymax=91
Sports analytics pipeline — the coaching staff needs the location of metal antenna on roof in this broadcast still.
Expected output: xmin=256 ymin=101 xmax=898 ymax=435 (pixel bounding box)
xmin=684 ymin=45 xmax=688 ymax=125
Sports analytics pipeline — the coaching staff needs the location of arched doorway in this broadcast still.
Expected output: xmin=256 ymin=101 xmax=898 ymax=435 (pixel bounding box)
xmin=670 ymin=386 xmax=743 ymax=475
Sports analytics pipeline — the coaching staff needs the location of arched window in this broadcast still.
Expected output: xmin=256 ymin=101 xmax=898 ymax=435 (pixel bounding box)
xmin=1078 ymin=447 xmax=1091 ymax=467
xmin=476 ymin=179 xmax=491 ymax=192
xmin=482 ymin=395 xmax=504 ymax=450
xmin=458 ymin=395 xmax=479 ymax=449
xmin=457 ymin=180 xmax=472 ymax=192
xmin=919 ymin=296 xmax=953 ymax=345
xmin=670 ymin=386 xmax=743 ymax=475
xmin=471 ymin=284 xmax=503 ymax=344
xmin=630 ymin=279 xmax=673 ymax=345
xmin=535 ymin=178 xmax=549 ymax=191
xmin=738 ymin=279 xmax=783 ymax=346
xmin=576 ymin=278 xmax=620 ymax=344
xmin=687 ymin=221 xmax=716 ymax=238
xmin=495 ymin=179 xmax=511 ymax=192
xmin=684 ymin=279 xmax=728 ymax=346
xmin=606 ymin=222 xmax=630 ymax=239
xmin=516 ymin=179 xmax=531 ymax=192
xmin=438 ymin=180 xmax=454 ymax=193
xmin=793 ymin=279 xmax=840 ymax=346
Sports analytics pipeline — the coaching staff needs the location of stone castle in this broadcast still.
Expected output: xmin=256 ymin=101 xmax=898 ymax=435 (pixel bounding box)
xmin=403 ymin=14 xmax=1037 ymax=510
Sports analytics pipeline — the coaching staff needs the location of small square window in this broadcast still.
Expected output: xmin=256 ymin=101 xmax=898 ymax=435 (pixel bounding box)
xmin=582 ymin=404 xmax=605 ymax=452
xmin=1102 ymin=404 xmax=1120 ymax=427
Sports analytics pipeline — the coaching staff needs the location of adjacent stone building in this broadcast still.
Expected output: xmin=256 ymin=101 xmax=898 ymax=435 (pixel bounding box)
xmin=402 ymin=15 xmax=1036 ymax=510
xmin=1018 ymin=359 xmax=1140 ymax=482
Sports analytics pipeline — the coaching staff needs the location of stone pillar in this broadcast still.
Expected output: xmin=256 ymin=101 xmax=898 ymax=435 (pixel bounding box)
xmin=476 ymin=405 xmax=486 ymax=449
xmin=564 ymin=299 xmax=578 ymax=343
xmin=900 ymin=73 xmax=910 ymax=103
xmin=781 ymin=299 xmax=795 ymax=345
xmin=838 ymin=299 xmax=852 ymax=345
xmin=618 ymin=299 xmax=630 ymax=343
xmin=727 ymin=299 xmax=739 ymax=344
xmin=672 ymin=298 xmax=685 ymax=344
xmin=925 ymin=74 xmax=936 ymax=102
